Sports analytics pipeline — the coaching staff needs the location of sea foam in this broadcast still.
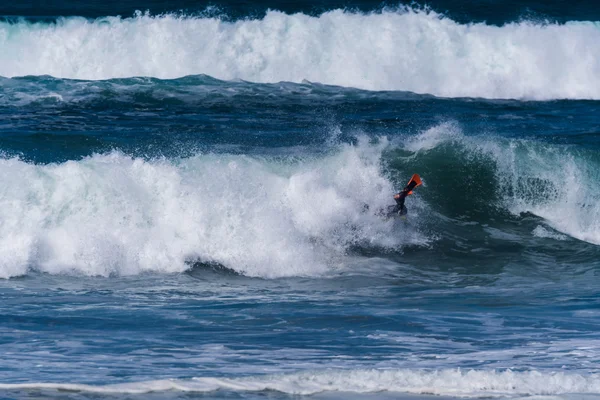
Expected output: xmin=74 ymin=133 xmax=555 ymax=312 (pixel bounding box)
xmin=1 ymin=369 xmax=598 ymax=397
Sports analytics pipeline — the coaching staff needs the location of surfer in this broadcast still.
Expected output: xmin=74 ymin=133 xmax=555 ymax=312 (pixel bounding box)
xmin=387 ymin=174 xmax=422 ymax=217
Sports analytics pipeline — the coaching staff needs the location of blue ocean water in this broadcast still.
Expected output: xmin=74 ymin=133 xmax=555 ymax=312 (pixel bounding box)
xmin=1 ymin=1 xmax=600 ymax=399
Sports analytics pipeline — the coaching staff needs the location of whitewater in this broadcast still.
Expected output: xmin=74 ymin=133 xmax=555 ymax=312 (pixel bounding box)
xmin=0 ymin=139 xmax=417 ymax=278
xmin=1 ymin=9 xmax=600 ymax=99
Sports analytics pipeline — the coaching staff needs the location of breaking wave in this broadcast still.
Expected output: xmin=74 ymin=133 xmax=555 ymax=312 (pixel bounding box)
xmin=1 ymin=9 xmax=600 ymax=99
xmin=0 ymin=138 xmax=428 ymax=279
xmin=1 ymin=122 xmax=599 ymax=279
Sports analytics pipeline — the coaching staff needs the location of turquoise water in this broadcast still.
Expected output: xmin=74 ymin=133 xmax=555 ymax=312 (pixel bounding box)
xmin=0 ymin=1 xmax=600 ymax=399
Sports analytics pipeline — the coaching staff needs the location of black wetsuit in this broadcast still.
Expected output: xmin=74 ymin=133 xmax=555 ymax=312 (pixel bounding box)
xmin=387 ymin=189 xmax=409 ymax=217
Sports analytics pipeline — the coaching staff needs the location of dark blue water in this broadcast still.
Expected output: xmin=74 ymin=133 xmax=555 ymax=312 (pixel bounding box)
xmin=1 ymin=1 xmax=600 ymax=399
xmin=3 ymin=0 xmax=600 ymax=24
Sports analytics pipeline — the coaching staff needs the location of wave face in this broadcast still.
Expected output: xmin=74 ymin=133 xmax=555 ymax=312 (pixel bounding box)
xmin=1 ymin=10 xmax=600 ymax=99
xmin=403 ymin=122 xmax=600 ymax=246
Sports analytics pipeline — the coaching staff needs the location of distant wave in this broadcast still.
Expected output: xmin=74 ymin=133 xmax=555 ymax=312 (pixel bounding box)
xmin=1 ymin=368 xmax=599 ymax=397
xmin=1 ymin=9 xmax=600 ymax=99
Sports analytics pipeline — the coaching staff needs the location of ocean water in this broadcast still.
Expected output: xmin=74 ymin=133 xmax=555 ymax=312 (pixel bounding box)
xmin=1 ymin=1 xmax=600 ymax=399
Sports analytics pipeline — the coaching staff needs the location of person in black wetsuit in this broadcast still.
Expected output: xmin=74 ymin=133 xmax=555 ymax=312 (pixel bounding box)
xmin=387 ymin=174 xmax=422 ymax=217
xmin=390 ymin=187 xmax=411 ymax=216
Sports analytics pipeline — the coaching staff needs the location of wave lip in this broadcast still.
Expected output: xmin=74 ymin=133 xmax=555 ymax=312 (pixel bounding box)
xmin=1 ymin=369 xmax=599 ymax=397
xmin=1 ymin=9 xmax=600 ymax=99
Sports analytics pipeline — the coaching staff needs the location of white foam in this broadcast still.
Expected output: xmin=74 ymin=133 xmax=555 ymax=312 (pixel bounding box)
xmin=532 ymin=225 xmax=568 ymax=241
xmin=0 ymin=369 xmax=598 ymax=397
xmin=1 ymin=10 xmax=600 ymax=99
xmin=0 ymin=139 xmax=427 ymax=279
xmin=493 ymin=143 xmax=600 ymax=246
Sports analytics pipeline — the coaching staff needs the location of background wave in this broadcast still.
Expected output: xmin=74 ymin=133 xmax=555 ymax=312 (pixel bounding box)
xmin=1 ymin=9 xmax=600 ymax=99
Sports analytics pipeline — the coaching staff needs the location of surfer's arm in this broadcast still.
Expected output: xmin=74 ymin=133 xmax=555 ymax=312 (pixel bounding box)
xmin=394 ymin=174 xmax=422 ymax=204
